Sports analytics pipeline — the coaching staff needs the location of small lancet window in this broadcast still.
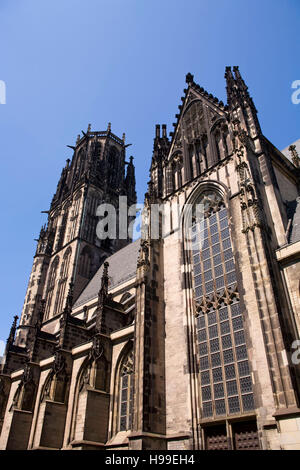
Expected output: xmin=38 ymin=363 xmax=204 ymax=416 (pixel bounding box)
xmin=119 ymin=349 xmax=134 ymax=432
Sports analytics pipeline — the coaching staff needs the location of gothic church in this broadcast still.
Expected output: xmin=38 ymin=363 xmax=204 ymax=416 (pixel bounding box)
xmin=1 ymin=67 xmax=300 ymax=450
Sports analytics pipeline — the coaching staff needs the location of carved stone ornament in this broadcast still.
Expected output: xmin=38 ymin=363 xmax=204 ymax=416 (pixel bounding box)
xmin=53 ymin=350 xmax=66 ymax=376
xmin=89 ymin=335 xmax=104 ymax=363
xmin=137 ymin=240 xmax=150 ymax=270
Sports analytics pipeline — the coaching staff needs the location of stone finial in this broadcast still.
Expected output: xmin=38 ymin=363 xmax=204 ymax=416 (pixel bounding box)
xmin=87 ymin=123 xmax=91 ymax=133
xmin=186 ymin=72 xmax=194 ymax=84
xmin=289 ymin=145 xmax=300 ymax=168
xmin=76 ymin=134 xmax=81 ymax=144
xmin=107 ymin=122 xmax=111 ymax=132
xmin=122 ymin=133 xmax=126 ymax=143
xmin=155 ymin=124 xmax=160 ymax=139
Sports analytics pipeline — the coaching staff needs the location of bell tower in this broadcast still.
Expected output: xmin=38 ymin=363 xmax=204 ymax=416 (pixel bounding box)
xmin=15 ymin=123 xmax=136 ymax=347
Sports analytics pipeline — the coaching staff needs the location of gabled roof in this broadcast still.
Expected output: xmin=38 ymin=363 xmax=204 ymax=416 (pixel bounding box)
xmin=168 ymin=73 xmax=227 ymax=157
xmin=73 ymin=239 xmax=141 ymax=308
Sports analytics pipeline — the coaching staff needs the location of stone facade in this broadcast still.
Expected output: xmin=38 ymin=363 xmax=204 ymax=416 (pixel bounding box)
xmin=1 ymin=67 xmax=300 ymax=450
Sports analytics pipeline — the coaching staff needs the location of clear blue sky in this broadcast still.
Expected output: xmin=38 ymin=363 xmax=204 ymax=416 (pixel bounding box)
xmin=0 ymin=0 xmax=299 ymax=344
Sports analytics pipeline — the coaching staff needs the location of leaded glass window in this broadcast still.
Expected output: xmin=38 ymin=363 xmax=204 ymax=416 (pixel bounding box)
xmin=191 ymin=190 xmax=255 ymax=419
xmin=119 ymin=350 xmax=134 ymax=431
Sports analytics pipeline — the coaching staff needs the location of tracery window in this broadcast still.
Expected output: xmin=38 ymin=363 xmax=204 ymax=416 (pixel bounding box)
xmin=118 ymin=349 xmax=134 ymax=432
xmin=190 ymin=190 xmax=255 ymax=419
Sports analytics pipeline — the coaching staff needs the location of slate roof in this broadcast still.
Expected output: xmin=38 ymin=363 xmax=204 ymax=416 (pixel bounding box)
xmin=73 ymin=239 xmax=141 ymax=308
xmin=287 ymin=198 xmax=300 ymax=244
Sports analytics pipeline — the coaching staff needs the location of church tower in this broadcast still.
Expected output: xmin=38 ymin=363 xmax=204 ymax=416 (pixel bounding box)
xmin=15 ymin=124 xmax=136 ymax=348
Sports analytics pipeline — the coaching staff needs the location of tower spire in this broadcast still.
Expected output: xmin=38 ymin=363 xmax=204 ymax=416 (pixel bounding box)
xmin=16 ymin=123 xmax=136 ymax=345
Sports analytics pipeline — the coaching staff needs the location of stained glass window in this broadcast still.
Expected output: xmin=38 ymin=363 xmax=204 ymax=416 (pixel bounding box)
xmin=191 ymin=191 xmax=255 ymax=419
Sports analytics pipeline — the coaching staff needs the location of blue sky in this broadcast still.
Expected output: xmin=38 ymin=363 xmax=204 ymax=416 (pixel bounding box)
xmin=0 ymin=0 xmax=299 ymax=344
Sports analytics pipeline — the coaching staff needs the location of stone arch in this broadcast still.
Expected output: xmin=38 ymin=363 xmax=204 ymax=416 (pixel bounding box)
xmin=210 ymin=116 xmax=227 ymax=134
xmin=181 ymin=180 xmax=229 ymax=245
xmin=182 ymin=98 xmax=202 ymax=116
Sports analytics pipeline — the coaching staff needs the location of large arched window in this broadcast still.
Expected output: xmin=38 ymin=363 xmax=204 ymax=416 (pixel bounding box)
xmin=190 ymin=190 xmax=255 ymax=419
xmin=118 ymin=349 xmax=134 ymax=432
